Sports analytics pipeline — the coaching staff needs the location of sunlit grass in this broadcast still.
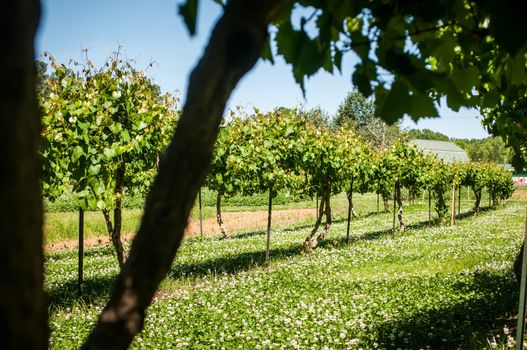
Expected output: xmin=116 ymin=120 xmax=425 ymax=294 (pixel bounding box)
xmin=45 ymin=195 xmax=525 ymax=349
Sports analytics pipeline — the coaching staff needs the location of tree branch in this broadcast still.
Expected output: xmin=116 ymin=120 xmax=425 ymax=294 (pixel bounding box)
xmin=343 ymin=21 xmax=455 ymax=50
xmin=82 ymin=1 xmax=287 ymax=349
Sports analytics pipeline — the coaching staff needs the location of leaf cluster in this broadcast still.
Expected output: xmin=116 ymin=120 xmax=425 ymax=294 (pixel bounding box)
xmin=40 ymin=50 xmax=179 ymax=209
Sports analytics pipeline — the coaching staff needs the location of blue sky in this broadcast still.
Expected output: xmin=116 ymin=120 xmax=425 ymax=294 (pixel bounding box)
xmin=36 ymin=0 xmax=489 ymax=139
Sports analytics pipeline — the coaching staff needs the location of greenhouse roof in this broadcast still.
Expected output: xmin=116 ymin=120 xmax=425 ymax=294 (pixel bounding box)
xmin=409 ymin=139 xmax=470 ymax=163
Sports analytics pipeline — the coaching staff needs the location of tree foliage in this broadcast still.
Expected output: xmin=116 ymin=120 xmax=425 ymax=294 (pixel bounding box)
xmin=406 ymin=128 xmax=450 ymax=141
xmin=455 ymin=137 xmax=512 ymax=164
xmin=335 ymin=90 xmax=401 ymax=150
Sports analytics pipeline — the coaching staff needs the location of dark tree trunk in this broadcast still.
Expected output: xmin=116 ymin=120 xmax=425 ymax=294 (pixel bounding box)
xmin=216 ymin=191 xmax=230 ymax=239
xmin=265 ymin=187 xmax=272 ymax=266
xmin=474 ymin=189 xmax=482 ymax=214
xmin=0 ymin=1 xmax=48 ymax=349
xmin=396 ymin=183 xmax=404 ymax=231
xmin=311 ymin=189 xmax=332 ymax=250
xmin=79 ymin=208 xmax=84 ymax=296
xmin=382 ymin=192 xmax=391 ymax=213
xmin=346 ymin=178 xmax=356 ymax=243
xmin=303 ymin=189 xmax=327 ymax=252
xmin=101 ymin=162 xmax=126 ymax=269
xmin=112 ymin=162 xmax=126 ymax=268
xmin=428 ymin=189 xmax=432 ymax=226
xmin=82 ymin=1 xmax=286 ymax=348
xmin=303 ymin=185 xmax=332 ymax=251
xmin=346 ymin=191 xmax=352 ymax=244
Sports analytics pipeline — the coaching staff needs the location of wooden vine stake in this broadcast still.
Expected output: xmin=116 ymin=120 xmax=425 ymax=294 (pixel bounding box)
xmin=450 ymin=177 xmax=456 ymax=226
xmin=265 ymin=186 xmax=272 ymax=267
xmin=516 ymin=208 xmax=527 ymax=350
xmin=458 ymin=185 xmax=461 ymax=220
xmin=428 ymin=190 xmax=432 ymax=226
xmin=78 ymin=207 xmax=84 ymax=296
xmin=392 ymin=185 xmax=396 ymax=233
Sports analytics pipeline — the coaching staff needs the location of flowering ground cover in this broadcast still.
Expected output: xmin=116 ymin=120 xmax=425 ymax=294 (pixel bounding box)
xmin=46 ymin=200 xmax=524 ymax=349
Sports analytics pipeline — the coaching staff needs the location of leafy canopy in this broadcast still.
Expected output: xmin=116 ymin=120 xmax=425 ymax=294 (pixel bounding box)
xmin=180 ymin=0 xmax=527 ymax=167
xmin=40 ymin=50 xmax=179 ymax=209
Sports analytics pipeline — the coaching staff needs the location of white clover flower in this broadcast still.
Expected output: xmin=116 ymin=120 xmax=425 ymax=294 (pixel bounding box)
xmin=68 ymin=116 xmax=77 ymax=123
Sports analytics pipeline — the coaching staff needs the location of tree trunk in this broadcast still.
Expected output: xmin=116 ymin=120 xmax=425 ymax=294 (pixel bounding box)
xmin=396 ymin=183 xmax=404 ymax=231
xmin=382 ymin=192 xmax=391 ymax=213
xmin=82 ymin=2 xmax=286 ymax=348
xmin=112 ymin=162 xmax=126 ymax=268
xmin=216 ymin=191 xmax=230 ymax=239
xmin=349 ymin=177 xmax=358 ymax=219
xmin=265 ymin=187 xmax=272 ymax=266
xmin=435 ymin=191 xmax=447 ymax=224
xmin=303 ymin=185 xmax=332 ymax=251
xmin=474 ymin=189 xmax=482 ymax=214
xmin=458 ymin=185 xmax=461 ymax=219
xmin=346 ymin=190 xmax=352 ymax=244
xmin=450 ymin=178 xmax=456 ymax=226
xmin=311 ymin=189 xmax=332 ymax=250
xmin=79 ymin=208 xmax=85 ymax=296
xmin=101 ymin=162 xmax=126 ymax=269
xmin=346 ymin=178 xmax=356 ymax=243
xmin=303 ymin=192 xmax=326 ymax=252
xmin=428 ymin=189 xmax=432 ymax=226
xmin=0 ymin=1 xmax=48 ymax=349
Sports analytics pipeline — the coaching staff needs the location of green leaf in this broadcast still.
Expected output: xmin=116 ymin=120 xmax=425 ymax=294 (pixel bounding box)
xmin=409 ymin=94 xmax=438 ymax=121
xmin=88 ymin=164 xmax=101 ymax=176
xmin=72 ymin=146 xmax=84 ymax=162
xmin=261 ymin=35 xmax=274 ymax=64
xmin=377 ymin=81 xmax=411 ymax=124
xmin=452 ymin=66 xmax=480 ymax=92
xmin=511 ymin=51 xmax=527 ymax=86
xmin=93 ymin=182 xmax=105 ymax=196
xmin=103 ymin=147 xmax=115 ymax=159
xmin=87 ymin=197 xmax=97 ymax=210
xmin=179 ymin=0 xmax=199 ymax=36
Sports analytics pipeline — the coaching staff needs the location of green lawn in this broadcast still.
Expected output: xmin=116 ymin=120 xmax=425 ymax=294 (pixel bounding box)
xmin=43 ymin=189 xmax=487 ymax=244
xmin=46 ymin=194 xmax=525 ymax=349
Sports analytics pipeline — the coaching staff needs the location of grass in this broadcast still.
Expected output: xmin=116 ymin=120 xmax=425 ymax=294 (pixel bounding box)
xmin=43 ymin=189 xmax=490 ymax=244
xmin=45 ymin=192 xmax=526 ymax=349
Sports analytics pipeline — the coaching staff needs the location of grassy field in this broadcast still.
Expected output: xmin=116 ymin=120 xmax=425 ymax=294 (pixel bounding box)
xmin=46 ymin=192 xmax=526 ymax=349
xmin=43 ymin=188 xmax=491 ymax=245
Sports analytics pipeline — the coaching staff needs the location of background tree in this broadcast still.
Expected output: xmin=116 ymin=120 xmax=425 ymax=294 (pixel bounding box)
xmin=406 ymin=128 xmax=450 ymax=141
xmin=455 ymin=137 xmax=512 ymax=164
xmin=334 ymin=90 xmax=401 ymax=149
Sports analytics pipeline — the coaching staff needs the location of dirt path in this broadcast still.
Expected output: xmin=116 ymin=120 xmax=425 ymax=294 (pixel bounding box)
xmin=45 ymin=207 xmax=319 ymax=251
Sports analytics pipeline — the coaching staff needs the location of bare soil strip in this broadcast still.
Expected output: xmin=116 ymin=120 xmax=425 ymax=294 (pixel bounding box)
xmin=45 ymin=207 xmax=318 ymax=251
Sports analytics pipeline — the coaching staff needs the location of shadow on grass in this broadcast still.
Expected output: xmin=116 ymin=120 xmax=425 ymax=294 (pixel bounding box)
xmin=372 ymin=270 xmax=518 ymax=349
xmin=166 ymin=244 xmax=303 ymax=280
xmin=46 ymin=204 xmax=505 ymax=309
xmin=47 ymin=275 xmax=115 ymax=309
